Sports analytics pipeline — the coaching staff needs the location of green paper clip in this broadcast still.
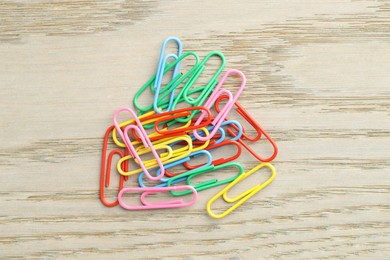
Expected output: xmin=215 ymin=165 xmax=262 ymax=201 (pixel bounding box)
xmin=166 ymin=162 xmax=244 ymax=196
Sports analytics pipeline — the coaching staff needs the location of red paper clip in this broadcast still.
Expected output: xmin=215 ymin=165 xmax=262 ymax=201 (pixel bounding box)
xmin=183 ymin=140 xmax=242 ymax=170
xmin=215 ymin=95 xmax=261 ymax=141
xmin=129 ymin=107 xmax=212 ymax=142
xmin=100 ymin=126 xmax=128 ymax=207
xmin=215 ymin=96 xmax=278 ymax=162
xmin=153 ymin=106 xmax=212 ymax=135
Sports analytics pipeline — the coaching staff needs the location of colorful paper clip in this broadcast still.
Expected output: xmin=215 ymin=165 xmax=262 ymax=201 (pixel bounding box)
xmin=206 ymin=163 xmax=276 ymax=219
xmin=192 ymin=69 xmax=246 ymax=141
xmin=215 ymin=96 xmax=278 ymax=162
xmin=134 ymin=51 xmax=200 ymax=113
xmin=183 ymin=140 xmax=242 ymax=170
xmin=167 ymin=162 xmax=244 ymax=196
xmin=161 ymin=150 xmax=213 ymax=177
xmin=153 ymin=37 xmax=182 ymax=113
xmin=113 ymin=107 xmax=165 ymax=180
xmin=172 ymin=51 xmax=226 ymax=123
xmin=118 ymin=186 xmax=198 ymax=210
xmin=100 ymin=126 xmax=127 ymax=207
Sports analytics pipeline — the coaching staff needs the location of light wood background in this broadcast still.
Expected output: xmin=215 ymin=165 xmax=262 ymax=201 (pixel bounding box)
xmin=1 ymin=0 xmax=389 ymax=259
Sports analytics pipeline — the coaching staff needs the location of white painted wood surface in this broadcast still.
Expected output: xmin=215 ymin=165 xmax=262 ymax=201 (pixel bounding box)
xmin=0 ymin=0 xmax=389 ymax=259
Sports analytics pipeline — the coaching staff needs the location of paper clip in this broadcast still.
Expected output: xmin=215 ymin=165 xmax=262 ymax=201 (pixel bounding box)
xmin=113 ymin=107 xmax=165 ymax=180
xmin=153 ymin=37 xmax=182 ymax=113
xmin=153 ymin=53 xmax=179 ymax=113
xmin=215 ymin=95 xmax=278 ymax=162
xmin=135 ymin=135 xmax=193 ymax=166
xmin=206 ymin=163 xmax=276 ymax=219
xmin=118 ymin=186 xmax=198 ymax=210
xmin=192 ymin=69 xmax=246 ymax=141
xmin=173 ymin=51 xmax=226 ymax=123
xmin=100 ymin=125 xmax=127 ymax=207
xmin=191 ymin=119 xmax=243 ymax=146
xmin=183 ymin=140 xmax=242 ymax=170
xmin=182 ymin=52 xmax=225 ymax=104
xmin=117 ymin=134 xmax=192 ymax=178
xmin=162 ymin=150 xmax=213 ymax=177
xmin=124 ymin=107 xmax=211 ymax=144
xmin=153 ymin=107 xmax=212 ymax=135
xmin=134 ymin=52 xmax=200 ymax=113
xmin=167 ymin=162 xmax=244 ymax=196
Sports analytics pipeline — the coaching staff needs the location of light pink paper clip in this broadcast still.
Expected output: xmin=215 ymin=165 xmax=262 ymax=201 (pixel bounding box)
xmin=118 ymin=186 xmax=198 ymax=210
xmin=113 ymin=107 xmax=165 ymax=180
xmin=193 ymin=69 xmax=246 ymax=141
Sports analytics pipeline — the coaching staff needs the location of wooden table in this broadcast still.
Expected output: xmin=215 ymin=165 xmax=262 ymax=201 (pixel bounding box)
xmin=1 ymin=1 xmax=389 ymax=258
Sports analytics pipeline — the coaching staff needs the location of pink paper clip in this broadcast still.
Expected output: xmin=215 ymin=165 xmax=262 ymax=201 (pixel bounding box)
xmin=113 ymin=107 xmax=165 ymax=181
xmin=118 ymin=186 xmax=198 ymax=210
xmin=192 ymin=69 xmax=246 ymax=141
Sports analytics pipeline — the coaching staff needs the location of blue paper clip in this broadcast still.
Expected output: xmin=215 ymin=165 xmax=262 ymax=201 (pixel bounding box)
xmin=138 ymin=150 xmax=213 ymax=187
xmin=154 ymin=37 xmax=182 ymax=114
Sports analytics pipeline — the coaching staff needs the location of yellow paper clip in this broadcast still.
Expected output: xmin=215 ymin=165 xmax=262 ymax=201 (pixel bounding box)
xmin=206 ymin=163 xmax=276 ymax=219
xmin=117 ymin=135 xmax=193 ymax=176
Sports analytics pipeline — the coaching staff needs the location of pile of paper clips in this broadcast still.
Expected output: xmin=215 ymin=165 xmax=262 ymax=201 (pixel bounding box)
xmin=100 ymin=37 xmax=278 ymax=219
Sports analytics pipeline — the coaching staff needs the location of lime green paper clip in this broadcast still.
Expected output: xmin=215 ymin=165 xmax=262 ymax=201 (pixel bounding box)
xmin=133 ymin=51 xmax=200 ymax=113
xmin=166 ymin=162 xmax=244 ymax=196
xmin=174 ymin=51 xmax=226 ymax=123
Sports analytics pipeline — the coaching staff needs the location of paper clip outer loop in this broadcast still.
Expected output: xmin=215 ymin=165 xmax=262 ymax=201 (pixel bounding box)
xmin=154 ymin=37 xmax=182 ymax=92
xmin=113 ymin=107 xmax=165 ymax=180
xmin=206 ymin=163 xmax=276 ymax=219
xmin=118 ymin=186 xmax=198 ymax=210
xmin=192 ymin=69 xmax=246 ymax=141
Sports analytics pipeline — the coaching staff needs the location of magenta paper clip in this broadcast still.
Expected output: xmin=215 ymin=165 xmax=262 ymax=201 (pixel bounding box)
xmin=113 ymin=107 xmax=165 ymax=180
xmin=192 ymin=69 xmax=246 ymax=141
xmin=118 ymin=186 xmax=198 ymax=210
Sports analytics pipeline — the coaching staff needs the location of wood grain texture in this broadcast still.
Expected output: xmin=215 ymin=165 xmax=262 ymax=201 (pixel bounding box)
xmin=0 ymin=0 xmax=389 ymax=259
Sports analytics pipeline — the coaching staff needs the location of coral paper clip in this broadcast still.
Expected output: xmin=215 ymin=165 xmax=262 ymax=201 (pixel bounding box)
xmin=215 ymin=96 xmax=278 ymax=162
xmin=192 ymin=69 xmax=246 ymax=141
xmin=113 ymin=107 xmax=164 ymax=180
xmin=118 ymin=186 xmax=197 ymax=210
xmin=206 ymin=163 xmax=276 ymax=219
xmin=183 ymin=140 xmax=242 ymax=170
xmin=100 ymin=125 xmax=127 ymax=207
